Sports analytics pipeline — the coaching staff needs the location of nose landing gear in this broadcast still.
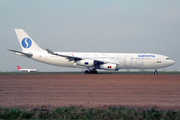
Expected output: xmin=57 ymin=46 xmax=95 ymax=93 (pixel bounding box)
xmin=154 ymin=69 xmax=158 ymax=75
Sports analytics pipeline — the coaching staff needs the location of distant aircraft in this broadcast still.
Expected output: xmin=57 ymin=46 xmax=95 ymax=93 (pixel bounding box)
xmin=17 ymin=65 xmax=37 ymax=72
xmin=8 ymin=29 xmax=175 ymax=74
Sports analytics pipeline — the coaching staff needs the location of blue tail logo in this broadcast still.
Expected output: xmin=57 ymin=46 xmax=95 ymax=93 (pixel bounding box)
xmin=21 ymin=38 xmax=32 ymax=48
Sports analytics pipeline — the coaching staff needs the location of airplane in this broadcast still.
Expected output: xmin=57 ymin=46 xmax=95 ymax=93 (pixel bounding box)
xmin=17 ymin=65 xmax=37 ymax=72
xmin=8 ymin=29 xmax=175 ymax=74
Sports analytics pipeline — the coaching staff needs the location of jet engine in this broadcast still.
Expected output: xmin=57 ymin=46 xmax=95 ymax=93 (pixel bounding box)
xmin=76 ymin=60 xmax=94 ymax=67
xmin=100 ymin=64 xmax=117 ymax=70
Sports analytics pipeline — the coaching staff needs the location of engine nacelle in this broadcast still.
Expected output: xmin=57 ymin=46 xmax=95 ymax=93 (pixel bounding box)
xmin=76 ymin=60 xmax=94 ymax=67
xmin=100 ymin=64 xmax=117 ymax=70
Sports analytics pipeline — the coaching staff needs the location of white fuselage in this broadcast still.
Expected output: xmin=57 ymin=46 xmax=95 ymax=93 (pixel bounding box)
xmin=21 ymin=51 xmax=175 ymax=70
xmin=11 ymin=29 xmax=175 ymax=72
xmin=18 ymin=68 xmax=37 ymax=72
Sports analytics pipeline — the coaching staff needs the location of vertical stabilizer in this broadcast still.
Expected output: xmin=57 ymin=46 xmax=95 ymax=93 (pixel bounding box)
xmin=15 ymin=29 xmax=45 ymax=52
xmin=17 ymin=65 xmax=21 ymax=70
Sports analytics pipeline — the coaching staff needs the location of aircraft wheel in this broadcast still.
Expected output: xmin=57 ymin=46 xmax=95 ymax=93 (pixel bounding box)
xmin=154 ymin=72 xmax=158 ymax=75
xmin=85 ymin=70 xmax=89 ymax=74
xmin=90 ymin=70 xmax=98 ymax=74
xmin=89 ymin=70 xmax=93 ymax=74
xmin=154 ymin=70 xmax=158 ymax=75
xmin=85 ymin=70 xmax=98 ymax=74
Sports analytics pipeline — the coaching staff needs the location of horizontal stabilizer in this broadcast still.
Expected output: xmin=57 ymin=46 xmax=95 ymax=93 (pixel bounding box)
xmin=7 ymin=49 xmax=33 ymax=57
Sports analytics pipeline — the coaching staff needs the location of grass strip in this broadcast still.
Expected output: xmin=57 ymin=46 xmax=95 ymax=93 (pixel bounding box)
xmin=0 ymin=106 xmax=180 ymax=120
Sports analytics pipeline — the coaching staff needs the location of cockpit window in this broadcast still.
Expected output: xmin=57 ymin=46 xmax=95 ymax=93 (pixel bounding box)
xmin=166 ymin=58 xmax=171 ymax=60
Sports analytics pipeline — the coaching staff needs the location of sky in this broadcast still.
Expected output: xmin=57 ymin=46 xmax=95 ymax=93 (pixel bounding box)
xmin=0 ymin=0 xmax=180 ymax=72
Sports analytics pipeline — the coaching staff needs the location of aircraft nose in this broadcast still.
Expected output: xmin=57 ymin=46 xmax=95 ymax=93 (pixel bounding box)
xmin=169 ymin=59 xmax=175 ymax=66
xmin=165 ymin=58 xmax=175 ymax=67
xmin=171 ymin=60 xmax=175 ymax=65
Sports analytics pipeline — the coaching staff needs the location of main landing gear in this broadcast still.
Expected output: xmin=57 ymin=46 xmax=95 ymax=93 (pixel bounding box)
xmin=154 ymin=69 xmax=158 ymax=75
xmin=85 ymin=69 xmax=98 ymax=74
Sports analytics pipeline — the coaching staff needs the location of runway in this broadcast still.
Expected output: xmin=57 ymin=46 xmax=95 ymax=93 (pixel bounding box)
xmin=0 ymin=74 xmax=180 ymax=109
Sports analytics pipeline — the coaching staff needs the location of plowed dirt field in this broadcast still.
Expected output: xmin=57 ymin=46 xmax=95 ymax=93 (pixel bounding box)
xmin=0 ymin=74 xmax=180 ymax=110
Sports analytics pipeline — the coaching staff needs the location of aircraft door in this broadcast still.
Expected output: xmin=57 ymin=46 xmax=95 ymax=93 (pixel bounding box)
xmin=44 ymin=54 xmax=48 ymax=60
xmin=156 ymin=56 xmax=161 ymax=64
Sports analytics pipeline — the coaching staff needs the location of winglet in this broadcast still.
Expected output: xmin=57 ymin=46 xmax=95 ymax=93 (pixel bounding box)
xmin=46 ymin=49 xmax=57 ymax=55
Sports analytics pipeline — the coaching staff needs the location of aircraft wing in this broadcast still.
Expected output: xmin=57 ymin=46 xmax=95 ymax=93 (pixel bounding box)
xmin=8 ymin=49 xmax=33 ymax=57
xmin=46 ymin=49 xmax=119 ymax=64
xmin=46 ymin=49 xmax=82 ymax=61
xmin=93 ymin=59 xmax=119 ymax=64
